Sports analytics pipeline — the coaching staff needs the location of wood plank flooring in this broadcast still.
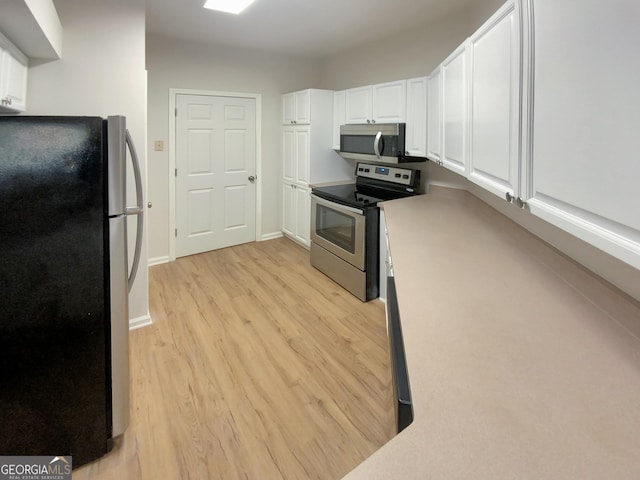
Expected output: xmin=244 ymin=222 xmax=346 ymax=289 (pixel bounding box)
xmin=74 ymin=238 xmax=394 ymax=480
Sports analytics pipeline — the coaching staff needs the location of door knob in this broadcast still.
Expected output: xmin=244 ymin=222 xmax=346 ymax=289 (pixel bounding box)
xmin=248 ymin=175 xmax=256 ymax=182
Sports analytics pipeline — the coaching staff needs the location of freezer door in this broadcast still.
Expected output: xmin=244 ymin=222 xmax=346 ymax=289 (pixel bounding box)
xmin=109 ymin=215 xmax=130 ymax=437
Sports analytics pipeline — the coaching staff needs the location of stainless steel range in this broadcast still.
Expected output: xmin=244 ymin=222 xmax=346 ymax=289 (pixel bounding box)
xmin=310 ymin=162 xmax=421 ymax=301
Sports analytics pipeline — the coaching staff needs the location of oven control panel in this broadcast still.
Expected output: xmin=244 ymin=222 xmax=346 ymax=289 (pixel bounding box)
xmin=355 ymin=163 xmax=419 ymax=187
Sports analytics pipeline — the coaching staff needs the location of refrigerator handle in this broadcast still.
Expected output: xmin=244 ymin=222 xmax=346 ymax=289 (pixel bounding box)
xmin=125 ymin=129 xmax=144 ymax=293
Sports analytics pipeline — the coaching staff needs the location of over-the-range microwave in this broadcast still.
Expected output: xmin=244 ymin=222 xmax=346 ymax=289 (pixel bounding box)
xmin=338 ymin=123 xmax=426 ymax=165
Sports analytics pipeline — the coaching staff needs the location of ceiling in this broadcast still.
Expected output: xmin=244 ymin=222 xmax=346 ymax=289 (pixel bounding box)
xmin=146 ymin=0 xmax=474 ymax=59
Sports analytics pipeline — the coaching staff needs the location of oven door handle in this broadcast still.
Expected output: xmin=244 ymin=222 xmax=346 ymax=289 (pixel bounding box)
xmin=311 ymin=194 xmax=365 ymax=216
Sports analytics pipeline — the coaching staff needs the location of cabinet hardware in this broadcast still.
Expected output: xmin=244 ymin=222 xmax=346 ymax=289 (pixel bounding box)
xmin=516 ymin=197 xmax=526 ymax=209
xmin=505 ymin=192 xmax=514 ymax=203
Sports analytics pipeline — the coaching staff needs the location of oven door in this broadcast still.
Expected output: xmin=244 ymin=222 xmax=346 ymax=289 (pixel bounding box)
xmin=310 ymin=194 xmax=366 ymax=271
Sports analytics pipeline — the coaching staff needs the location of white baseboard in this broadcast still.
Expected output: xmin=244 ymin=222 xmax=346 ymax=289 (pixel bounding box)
xmin=129 ymin=313 xmax=152 ymax=330
xmin=260 ymin=232 xmax=283 ymax=241
xmin=148 ymin=256 xmax=170 ymax=267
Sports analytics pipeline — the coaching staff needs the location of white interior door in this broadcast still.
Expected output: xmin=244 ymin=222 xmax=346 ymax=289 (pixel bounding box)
xmin=176 ymin=94 xmax=257 ymax=257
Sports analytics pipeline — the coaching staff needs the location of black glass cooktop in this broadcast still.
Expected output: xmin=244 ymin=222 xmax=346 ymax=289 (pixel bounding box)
xmin=312 ymin=183 xmax=416 ymax=209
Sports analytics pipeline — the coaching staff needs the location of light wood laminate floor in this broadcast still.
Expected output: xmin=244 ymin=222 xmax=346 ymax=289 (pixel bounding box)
xmin=75 ymin=238 xmax=394 ymax=480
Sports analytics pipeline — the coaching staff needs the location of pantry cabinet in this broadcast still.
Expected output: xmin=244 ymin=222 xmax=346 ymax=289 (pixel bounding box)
xmin=281 ymin=89 xmax=352 ymax=248
xmin=0 ymin=32 xmax=28 ymax=113
xmin=467 ymin=0 xmax=520 ymax=200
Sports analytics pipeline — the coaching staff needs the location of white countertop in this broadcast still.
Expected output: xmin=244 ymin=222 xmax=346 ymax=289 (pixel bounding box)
xmin=343 ymin=187 xmax=640 ymax=479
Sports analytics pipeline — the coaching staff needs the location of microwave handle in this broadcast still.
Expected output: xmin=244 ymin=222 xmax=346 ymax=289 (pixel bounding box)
xmin=374 ymin=131 xmax=382 ymax=159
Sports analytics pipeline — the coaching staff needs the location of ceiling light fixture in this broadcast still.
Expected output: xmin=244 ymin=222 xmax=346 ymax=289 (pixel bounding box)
xmin=203 ymin=0 xmax=256 ymax=14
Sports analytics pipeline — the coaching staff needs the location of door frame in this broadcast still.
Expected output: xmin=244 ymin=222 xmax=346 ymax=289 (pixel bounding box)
xmin=168 ymin=88 xmax=263 ymax=261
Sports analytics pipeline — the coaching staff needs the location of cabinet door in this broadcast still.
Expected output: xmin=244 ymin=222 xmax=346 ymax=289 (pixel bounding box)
xmin=282 ymin=182 xmax=295 ymax=237
xmin=282 ymin=93 xmax=295 ymax=124
xmin=405 ymin=77 xmax=427 ymax=157
xmin=468 ymin=0 xmax=520 ymax=199
xmin=427 ymin=67 xmax=442 ymax=163
xmin=294 ymin=126 xmax=310 ymax=185
xmin=441 ymin=42 xmax=468 ymax=175
xmin=525 ymin=0 xmax=640 ymax=268
xmin=282 ymin=126 xmax=295 ymax=182
xmin=372 ymin=80 xmax=406 ymax=123
xmin=0 ymin=43 xmax=27 ymax=113
xmin=345 ymin=86 xmax=372 ymax=124
xmin=294 ymin=185 xmax=311 ymax=247
xmin=294 ymin=90 xmax=311 ymax=124
xmin=333 ymin=90 xmax=346 ymax=149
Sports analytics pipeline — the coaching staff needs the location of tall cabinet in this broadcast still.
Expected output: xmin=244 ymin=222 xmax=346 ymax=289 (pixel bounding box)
xmin=282 ymin=89 xmax=353 ymax=248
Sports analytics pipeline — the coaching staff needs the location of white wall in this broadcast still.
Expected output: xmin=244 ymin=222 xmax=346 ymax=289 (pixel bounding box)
xmin=26 ymin=0 xmax=149 ymax=325
xmin=145 ymin=35 xmax=321 ymax=262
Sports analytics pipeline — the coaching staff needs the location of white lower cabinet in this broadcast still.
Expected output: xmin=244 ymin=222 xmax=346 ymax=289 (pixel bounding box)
xmin=282 ymin=182 xmax=310 ymax=248
xmin=0 ymin=32 xmax=28 ymax=113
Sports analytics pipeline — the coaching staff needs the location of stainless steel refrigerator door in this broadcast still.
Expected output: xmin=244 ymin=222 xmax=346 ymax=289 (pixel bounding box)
xmin=109 ymin=214 xmax=130 ymax=437
xmin=106 ymin=115 xmax=144 ymax=438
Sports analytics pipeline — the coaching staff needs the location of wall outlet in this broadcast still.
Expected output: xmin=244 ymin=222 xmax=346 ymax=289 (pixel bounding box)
xmin=154 ymin=140 xmax=164 ymax=151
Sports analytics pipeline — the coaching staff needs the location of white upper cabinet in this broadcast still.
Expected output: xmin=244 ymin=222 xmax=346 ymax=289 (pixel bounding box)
xmin=345 ymin=80 xmax=406 ymax=124
xmin=426 ymin=66 xmax=442 ymax=163
xmin=345 ymin=85 xmax=372 ymax=124
xmin=405 ymin=76 xmax=427 ymax=157
xmin=441 ymin=42 xmax=468 ymax=175
xmin=0 ymin=33 xmax=28 ymax=113
xmin=333 ymin=90 xmax=346 ymax=149
xmin=522 ymin=0 xmax=640 ymax=269
xmin=294 ymin=90 xmax=311 ymax=124
xmin=282 ymin=89 xmax=311 ymax=125
xmin=372 ymin=80 xmax=406 ymax=123
xmin=468 ymin=0 xmax=520 ymax=200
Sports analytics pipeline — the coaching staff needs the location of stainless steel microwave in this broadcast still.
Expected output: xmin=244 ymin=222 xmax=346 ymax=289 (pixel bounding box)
xmin=338 ymin=123 xmax=425 ymax=164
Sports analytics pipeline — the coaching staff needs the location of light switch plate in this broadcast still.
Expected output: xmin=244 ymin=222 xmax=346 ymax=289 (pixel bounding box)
xmin=154 ymin=140 xmax=164 ymax=151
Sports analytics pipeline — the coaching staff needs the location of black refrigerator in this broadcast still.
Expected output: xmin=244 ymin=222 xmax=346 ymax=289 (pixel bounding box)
xmin=0 ymin=116 xmax=143 ymax=467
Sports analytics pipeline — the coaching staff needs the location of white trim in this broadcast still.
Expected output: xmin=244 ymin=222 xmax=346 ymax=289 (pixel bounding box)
xmin=148 ymin=255 xmax=170 ymax=266
xmin=129 ymin=313 xmax=152 ymax=330
xmin=527 ymin=198 xmax=640 ymax=271
xmin=261 ymin=231 xmax=283 ymax=242
xmin=168 ymin=88 xmax=263 ymax=261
